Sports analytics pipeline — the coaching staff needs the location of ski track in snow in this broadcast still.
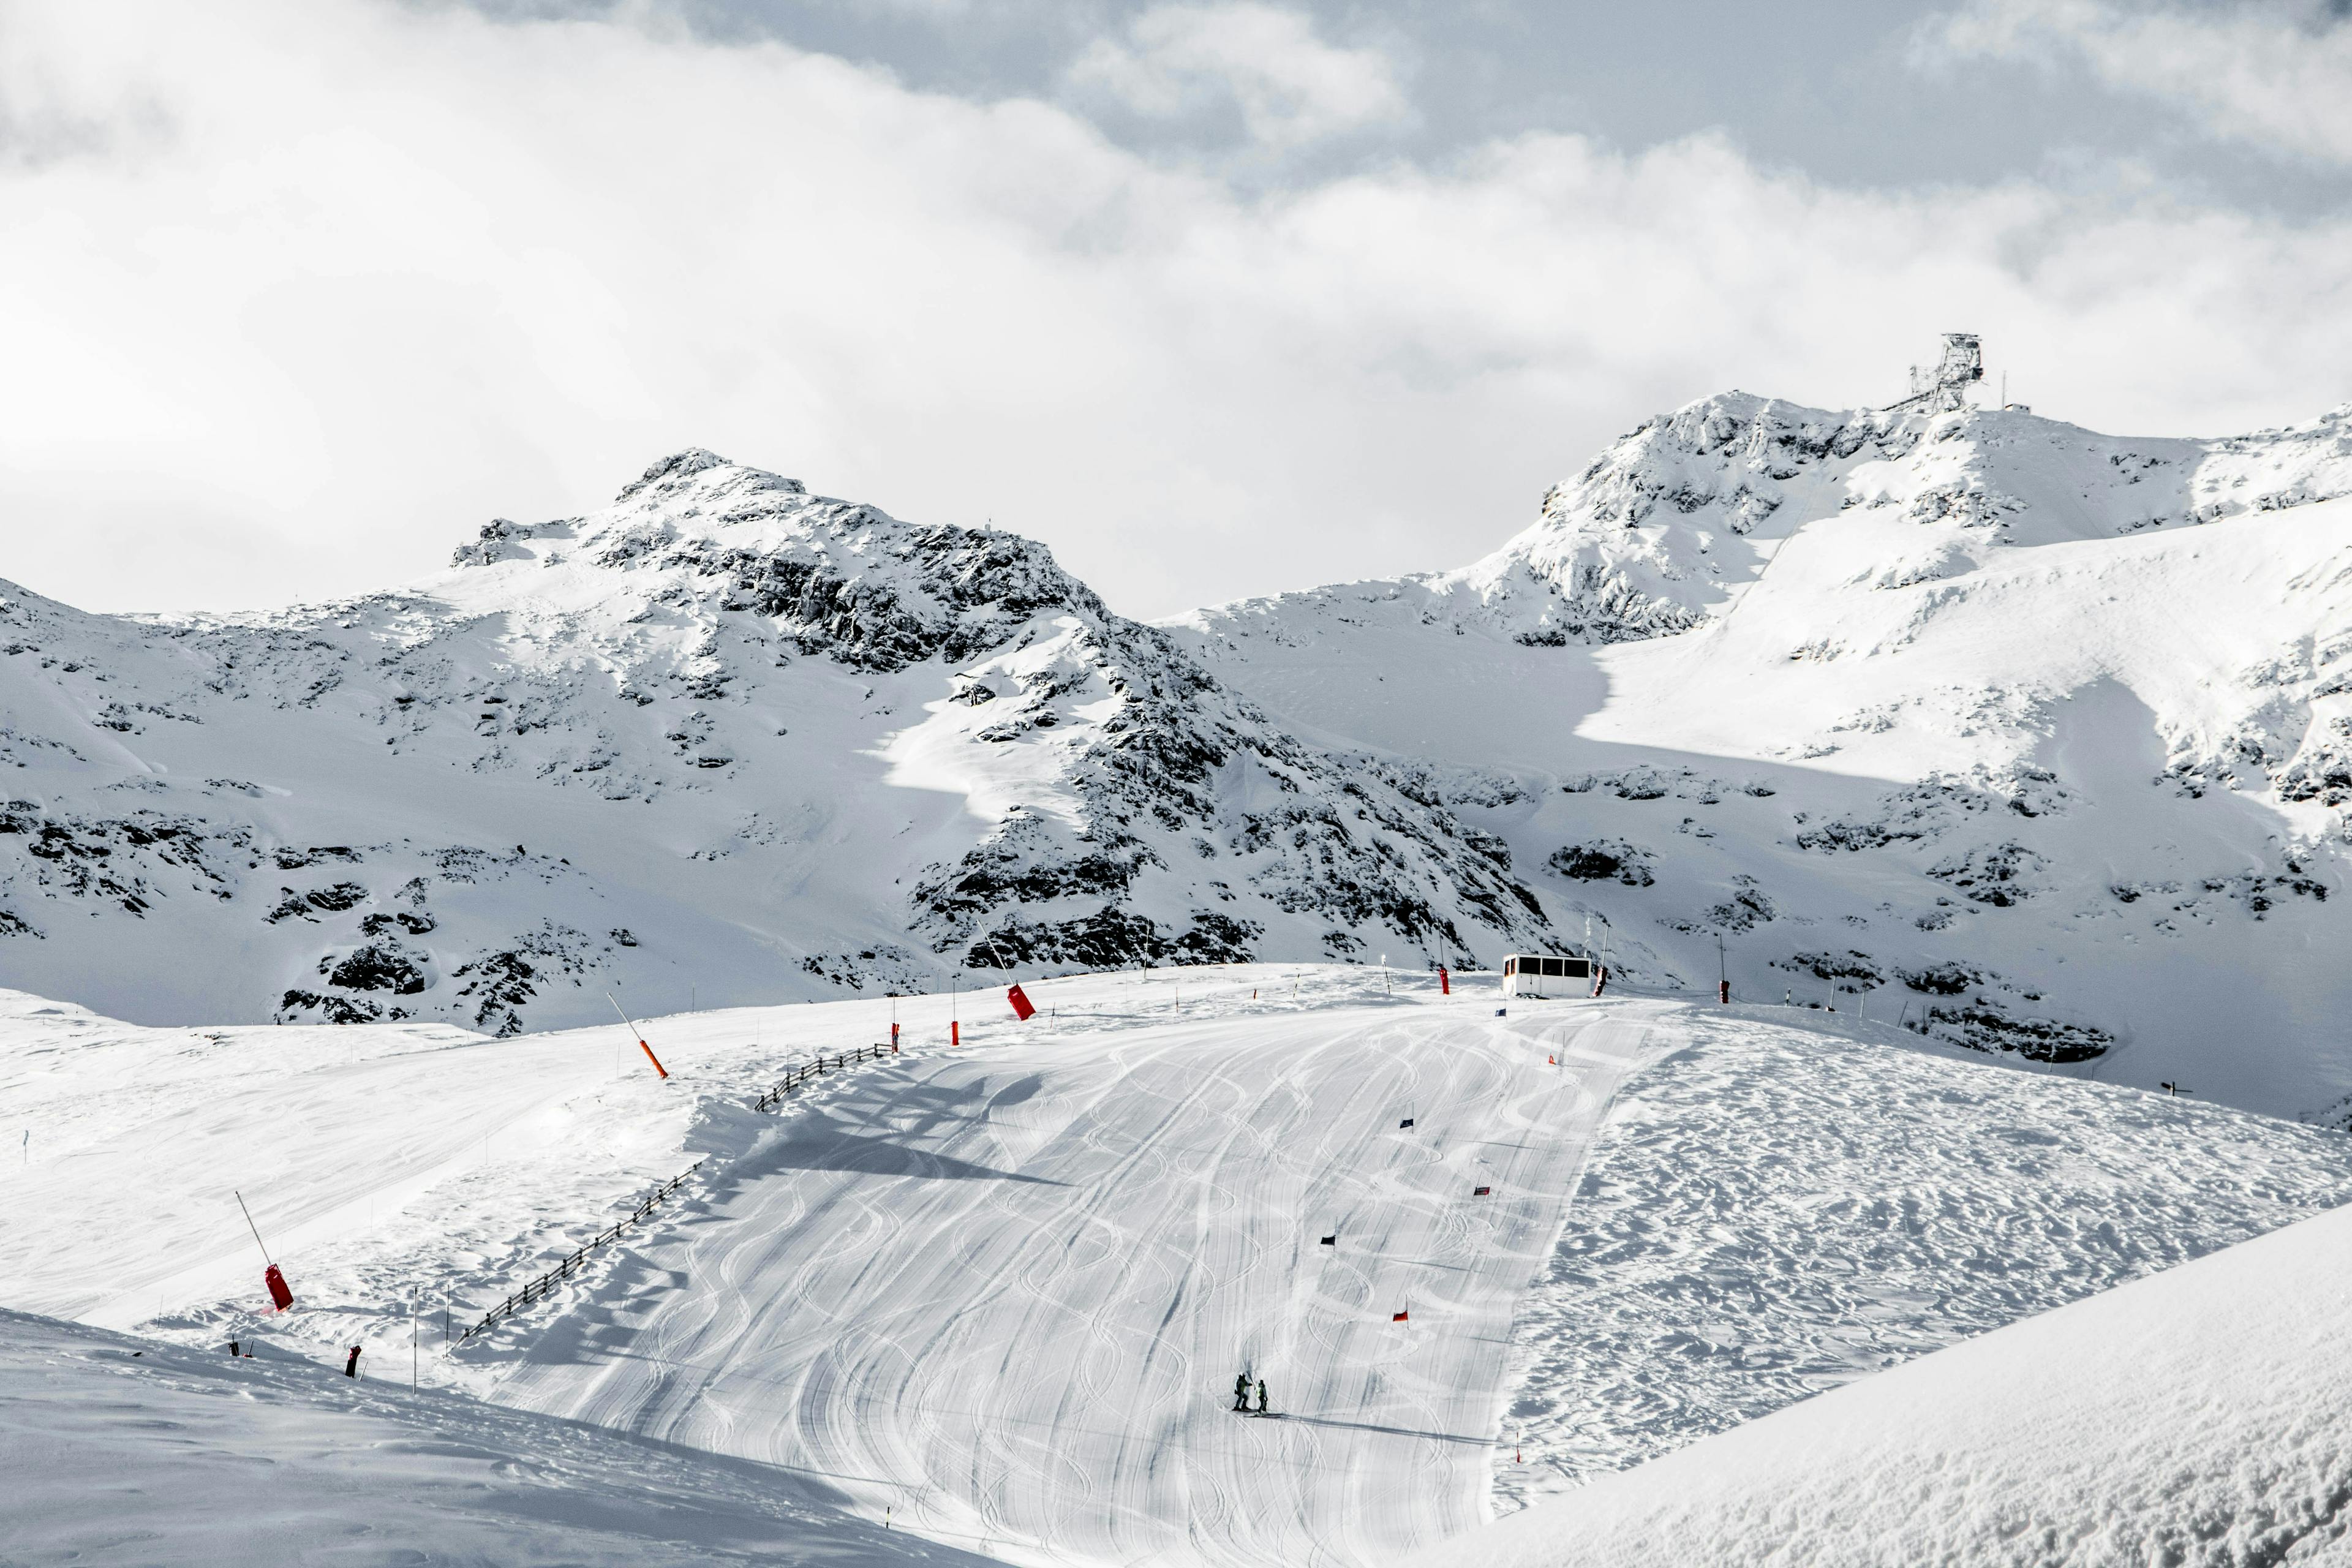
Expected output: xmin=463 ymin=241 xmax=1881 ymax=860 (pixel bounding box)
xmin=484 ymin=1003 xmax=1664 ymax=1568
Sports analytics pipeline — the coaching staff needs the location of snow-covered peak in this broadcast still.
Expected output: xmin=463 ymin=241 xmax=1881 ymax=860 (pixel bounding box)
xmin=612 ymin=445 xmax=780 ymax=503
xmin=1178 ymin=390 xmax=2352 ymax=657
xmin=440 ymin=450 xmax=1104 ymax=676
xmin=1448 ymin=390 xmax=2352 ymax=646
xmin=0 ymin=451 xmax=1561 ymax=1036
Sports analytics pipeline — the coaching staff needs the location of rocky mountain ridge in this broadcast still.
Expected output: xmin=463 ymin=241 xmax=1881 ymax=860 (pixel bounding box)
xmin=0 ymin=451 xmax=1549 ymax=1035
xmin=1170 ymin=394 xmax=2352 ymax=1118
xmin=13 ymin=393 xmax=2352 ymax=1119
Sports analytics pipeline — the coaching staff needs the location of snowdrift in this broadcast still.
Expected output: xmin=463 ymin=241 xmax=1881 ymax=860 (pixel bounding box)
xmin=0 ymin=1306 xmax=986 ymax=1567
xmin=1417 ymin=1192 xmax=2352 ymax=1568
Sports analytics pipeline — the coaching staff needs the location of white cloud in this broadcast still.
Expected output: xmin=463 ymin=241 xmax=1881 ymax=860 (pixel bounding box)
xmin=1067 ymin=3 xmax=1410 ymax=151
xmin=2 ymin=0 xmax=2351 ymax=626
xmin=1934 ymin=0 xmax=2352 ymax=165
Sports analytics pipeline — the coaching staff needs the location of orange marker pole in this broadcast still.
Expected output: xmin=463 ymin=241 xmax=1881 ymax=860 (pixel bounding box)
xmin=607 ymin=994 xmax=669 ymax=1080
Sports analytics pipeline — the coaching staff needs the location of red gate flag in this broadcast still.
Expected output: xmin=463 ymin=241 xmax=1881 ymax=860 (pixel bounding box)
xmin=1473 ymin=1185 xmax=1491 ymax=1196
xmin=264 ymin=1264 xmax=293 ymax=1311
xmin=1007 ymin=984 xmax=1036 ymax=1021
xmin=1392 ymin=1310 xmax=1409 ymax=1322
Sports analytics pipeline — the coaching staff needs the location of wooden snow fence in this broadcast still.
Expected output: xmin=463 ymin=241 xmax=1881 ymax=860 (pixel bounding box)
xmin=455 ymin=1042 xmax=896 ymax=1346
xmin=456 ymin=1161 xmax=704 ymax=1345
xmin=754 ymin=1042 xmax=893 ymax=1112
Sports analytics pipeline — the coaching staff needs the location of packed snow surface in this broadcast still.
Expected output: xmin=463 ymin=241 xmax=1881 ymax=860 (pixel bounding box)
xmin=7 ymin=967 xmax=2349 ymax=1565
xmin=481 ymin=999 xmax=1660 ymax=1567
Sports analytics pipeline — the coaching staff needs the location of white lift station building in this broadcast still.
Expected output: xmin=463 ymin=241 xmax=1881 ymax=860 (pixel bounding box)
xmin=1501 ymin=953 xmax=1593 ymax=998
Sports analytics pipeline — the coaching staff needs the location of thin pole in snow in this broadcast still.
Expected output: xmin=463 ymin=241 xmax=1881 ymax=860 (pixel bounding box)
xmin=608 ymin=993 xmax=669 ymax=1079
xmin=233 ymin=1189 xmax=274 ymax=1267
xmin=412 ymin=1286 xmax=419 ymax=1390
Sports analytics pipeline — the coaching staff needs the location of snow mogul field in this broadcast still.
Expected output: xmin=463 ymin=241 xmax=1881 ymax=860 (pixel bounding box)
xmin=4 ymin=965 xmax=2350 ymax=1566
xmin=1422 ymin=1191 xmax=2352 ymax=1568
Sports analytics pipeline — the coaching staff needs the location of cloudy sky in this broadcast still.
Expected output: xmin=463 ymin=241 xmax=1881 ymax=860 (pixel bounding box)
xmin=4 ymin=0 xmax=2351 ymax=620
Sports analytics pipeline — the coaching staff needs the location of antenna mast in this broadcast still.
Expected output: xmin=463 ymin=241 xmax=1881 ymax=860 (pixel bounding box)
xmin=1884 ymin=333 xmax=1985 ymax=414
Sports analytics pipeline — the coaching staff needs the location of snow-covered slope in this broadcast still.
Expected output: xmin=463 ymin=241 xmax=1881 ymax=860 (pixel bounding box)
xmin=1489 ymin=1003 xmax=2352 ymax=1507
xmin=0 ymin=451 xmax=1547 ymax=1035
xmin=0 ymin=1306 xmax=987 ymax=1567
xmin=1417 ymin=1186 xmax=2352 ymax=1568
xmin=1174 ymin=397 xmax=2352 ymax=1119
xmin=7 ymin=973 xmax=2347 ymax=1566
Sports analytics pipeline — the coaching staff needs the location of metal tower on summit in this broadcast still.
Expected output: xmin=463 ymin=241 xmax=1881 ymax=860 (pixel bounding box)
xmin=1885 ymin=333 xmax=1984 ymax=413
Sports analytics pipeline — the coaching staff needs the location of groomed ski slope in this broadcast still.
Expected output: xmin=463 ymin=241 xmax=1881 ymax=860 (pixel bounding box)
xmin=7 ymin=967 xmax=2352 ymax=1566
xmin=1414 ymin=1190 xmax=2352 ymax=1568
xmin=481 ymin=1005 xmax=1662 ymax=1568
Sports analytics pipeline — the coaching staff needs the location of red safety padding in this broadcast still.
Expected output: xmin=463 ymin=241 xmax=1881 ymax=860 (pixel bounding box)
xmin=264 ymin=1264 xmax=293 ymax=1312
xmin=1006 ymin=983 xmax=1036 ymax=1022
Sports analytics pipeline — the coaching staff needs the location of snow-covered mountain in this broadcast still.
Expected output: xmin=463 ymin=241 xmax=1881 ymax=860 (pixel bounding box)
xmin=1174 ymin=394 xmax=2352 ymax=1119
xmin=11 ymin=391 xmax=2352 ymax=1118
xmin=0 ymin=451 xmax=1547 ymax=1034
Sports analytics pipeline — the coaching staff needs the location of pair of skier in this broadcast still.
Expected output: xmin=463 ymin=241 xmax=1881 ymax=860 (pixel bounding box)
xmin=1231 ymin=1371 xmax=1267 ymax=1415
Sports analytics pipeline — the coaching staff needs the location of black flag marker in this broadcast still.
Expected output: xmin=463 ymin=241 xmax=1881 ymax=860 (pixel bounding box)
xmin=1319 ymin=1234 xmax=1336 ymax=1246
xmin=1398 ymin=1117 xmax=1414 ymax=1129
xmin=1473 ymin=1185 xmax=1491 ymax=1196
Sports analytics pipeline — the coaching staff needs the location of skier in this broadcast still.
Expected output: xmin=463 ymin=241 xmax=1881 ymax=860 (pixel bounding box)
xmin=1256 ymin=1378 xmax=1268 ymax=1415
xmin=1233 ymin=1371 xmax=1251 ymax=1412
